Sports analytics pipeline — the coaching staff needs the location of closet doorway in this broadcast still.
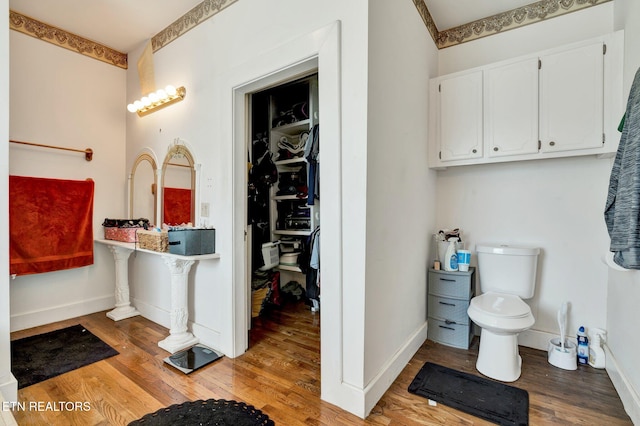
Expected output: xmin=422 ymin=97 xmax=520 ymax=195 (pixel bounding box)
xmin=247 ymin=73 xmax=320 ymax=346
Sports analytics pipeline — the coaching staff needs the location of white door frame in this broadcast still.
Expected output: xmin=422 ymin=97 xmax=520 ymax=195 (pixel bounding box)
xmin=229 ymin=22 xmax=349 ymax=407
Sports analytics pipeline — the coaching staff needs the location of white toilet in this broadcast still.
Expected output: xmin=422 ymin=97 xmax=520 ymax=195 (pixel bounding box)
xmin=467 ymin=244 xmax=540 ymax=382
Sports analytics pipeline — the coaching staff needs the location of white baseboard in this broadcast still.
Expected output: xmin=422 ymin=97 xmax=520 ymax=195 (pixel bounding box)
xmin=0 ymin=390 xmax=17 ymax=426
xmin=605 ymin=345 xmax=640 ymax=424
xmin=519 ymin=328 xmax=556 ymax=351
xmin=10 ymin=296 xmax=115 ymax=332
xmin=132 ymin=298 xmax=225 ymax=356
xmin=363 ymin=322 xmax=429 ymax=417
xmin=131 ymin=298 xmax=170 ymax=329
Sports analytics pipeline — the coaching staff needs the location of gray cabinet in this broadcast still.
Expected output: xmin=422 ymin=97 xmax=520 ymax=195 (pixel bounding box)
xmin=427 ymin=267 xmax=475 ymax=349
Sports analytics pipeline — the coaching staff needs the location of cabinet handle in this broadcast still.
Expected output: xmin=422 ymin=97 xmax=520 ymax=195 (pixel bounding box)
xmin=445 ymin=319 xmax=457 ymax=325
xmin=439 ymin=301 xmax=456 ymax=307
xmin=493 ymin=147 xmax=499 ymax=152
xmin=549 ymin=141 xmax=556 ymax=146
xmin=439 ymin=325 xmax=456 ymax=331
xmin=439 ymin=278 xmax=455 ymax=282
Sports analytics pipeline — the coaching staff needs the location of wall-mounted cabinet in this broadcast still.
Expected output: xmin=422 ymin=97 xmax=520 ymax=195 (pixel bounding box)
xmin=428 ymin=31 xmax=624 ymax=169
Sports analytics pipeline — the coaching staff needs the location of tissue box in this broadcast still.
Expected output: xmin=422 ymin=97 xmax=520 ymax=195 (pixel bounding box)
xmin=168 ymin=229 xmax=216 ymax=256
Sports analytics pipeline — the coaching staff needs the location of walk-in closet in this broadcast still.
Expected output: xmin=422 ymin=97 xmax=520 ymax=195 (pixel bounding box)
xmin=247 ymin=74 xmax=320 ymax=339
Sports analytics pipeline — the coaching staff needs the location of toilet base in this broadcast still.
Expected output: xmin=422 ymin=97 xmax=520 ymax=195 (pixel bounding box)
xmin=476 ymin=328 xmax=522 ymax=382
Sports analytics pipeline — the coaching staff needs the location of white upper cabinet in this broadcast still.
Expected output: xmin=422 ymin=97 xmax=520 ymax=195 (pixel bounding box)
xmin=539 ymin=42 xmax=604 ymax=153
xmin=429 ymin=31 xmax=623 ymax=169
xmin=437 ymin=71 xmax=483 ymax=162
xmin=485 ymin=58 xmax=539 ymax=158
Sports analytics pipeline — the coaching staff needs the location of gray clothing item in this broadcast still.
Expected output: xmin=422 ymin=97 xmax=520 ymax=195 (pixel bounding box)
xmin=605 ymin=67 xmax=640 ymax=269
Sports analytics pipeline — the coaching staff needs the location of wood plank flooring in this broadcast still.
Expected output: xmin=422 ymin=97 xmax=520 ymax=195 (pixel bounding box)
xmin=9 ymin=302 xmax=633 ymax=425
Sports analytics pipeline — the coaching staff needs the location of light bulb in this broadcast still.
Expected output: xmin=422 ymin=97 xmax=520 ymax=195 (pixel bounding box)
xmin=133 ymin=100 xmax=144 ymax=110
xmin=127 ymin=103 xmax=137 ymax=112
xmin=156 ymin=89 xmax=168 ymax=100
xmin=141 ymin=97 xmax=151 ymax=107
xmin=165 ymin=85 xmax=177 ymax=97
xmin=148 ymin=92 xmax=159 ymax=103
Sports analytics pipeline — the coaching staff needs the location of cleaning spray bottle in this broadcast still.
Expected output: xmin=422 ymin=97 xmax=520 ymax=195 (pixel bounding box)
xmin=443 ymin=237 xmax=459 ymax=272
xmin=588 ymin=328 xmax=606 ymax=369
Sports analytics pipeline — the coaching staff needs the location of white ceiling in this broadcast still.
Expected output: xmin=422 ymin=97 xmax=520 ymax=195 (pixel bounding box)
xmin=9 ymin=0 xmax=537 ymax=53
xmin=424 ymin=0 xmax=537 ymax=30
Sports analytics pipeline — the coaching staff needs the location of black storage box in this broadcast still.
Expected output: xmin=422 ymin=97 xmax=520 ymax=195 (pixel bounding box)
xmin=168 ymin=229 xmax=216 ymax=255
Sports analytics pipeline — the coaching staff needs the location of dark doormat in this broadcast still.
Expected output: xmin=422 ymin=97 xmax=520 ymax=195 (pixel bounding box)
xmin=128 ymin=399 xmax=275 ymax=426
xmin=408 ymin=362 xmax=529 ymax=425
xmin=11 ymin=324 xmax=119 ymax=389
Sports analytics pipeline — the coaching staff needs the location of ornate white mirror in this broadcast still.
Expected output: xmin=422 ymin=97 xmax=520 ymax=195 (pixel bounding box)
xmin=161 ymin=143 xmax=195 ymax=225
xmin=129 ymin=152 xmax=157 ymax=224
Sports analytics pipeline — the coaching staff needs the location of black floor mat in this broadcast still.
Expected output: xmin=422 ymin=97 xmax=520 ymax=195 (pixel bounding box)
xmin=11 ymin=324 xmax=119 ymax=389
xmin=408 ymin=362 xmax=529 ymax=425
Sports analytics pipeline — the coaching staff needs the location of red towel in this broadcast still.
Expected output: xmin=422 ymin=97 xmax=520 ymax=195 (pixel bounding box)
xmin=9 ymin=176 xmax=94 ymax=275
xmin=163 ymin=187 xmax=192 ymax=225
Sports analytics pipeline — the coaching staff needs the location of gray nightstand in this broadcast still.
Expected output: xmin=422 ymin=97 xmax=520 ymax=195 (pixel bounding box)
xmin=427 ymin=267 xmax=475 ymax=349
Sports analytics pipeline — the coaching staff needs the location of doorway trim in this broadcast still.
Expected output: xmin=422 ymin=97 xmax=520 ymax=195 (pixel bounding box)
xmin=228 ymin=21 xmax=354 ymax=411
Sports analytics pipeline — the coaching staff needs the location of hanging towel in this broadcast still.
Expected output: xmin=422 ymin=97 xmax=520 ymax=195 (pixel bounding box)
xmin=9 ymin=176 xmax=94 ymax=275
xmin=605 ymin=68 xmax=640 ymax=269
xmin=163 ymin=187 xmax=191 ymax=225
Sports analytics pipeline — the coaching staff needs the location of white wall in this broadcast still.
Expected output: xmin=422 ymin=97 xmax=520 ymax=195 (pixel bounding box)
xmin=0 ymin=0 xmax=17 ymax=405
xmin=435 ymin=3 xmax=615 ymax=349
xmin=9 ymin=32 xmax=126 ymax=330
xmin=122 ymin=0 xmax=395 ymax=418
xmin=363 ymin=0 xmax=437 ymax=413
xmin=607 ymin=1 xmax=640 ymax=423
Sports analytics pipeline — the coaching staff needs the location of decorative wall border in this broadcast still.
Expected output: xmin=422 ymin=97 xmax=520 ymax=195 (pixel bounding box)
xmin=151 ymin=0 xmax=238 ymax=52
xmin=9 ymin=10 xmax=128 ymax=69
xmin=414 ymin=0 xmax=613 ymax=49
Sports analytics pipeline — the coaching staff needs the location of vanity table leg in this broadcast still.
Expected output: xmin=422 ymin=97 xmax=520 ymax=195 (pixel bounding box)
xmin=106 ymin=245 xmax=141 ymax=321
xmin=158 ymin=257 xmax=199 ymax=353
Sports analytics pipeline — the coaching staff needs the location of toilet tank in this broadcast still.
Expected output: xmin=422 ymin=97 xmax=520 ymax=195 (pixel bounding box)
xmin=476 ymin=244 xmax=540 ymax=299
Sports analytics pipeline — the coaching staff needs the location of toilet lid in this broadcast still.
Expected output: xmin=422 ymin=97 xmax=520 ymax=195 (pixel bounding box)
xmin=470 ymin=293 xmax=531 ymax=319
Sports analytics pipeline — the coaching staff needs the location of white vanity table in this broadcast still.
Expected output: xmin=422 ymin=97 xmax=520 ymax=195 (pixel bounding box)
xmin=96 ymin=239 xmax=220 ymax=353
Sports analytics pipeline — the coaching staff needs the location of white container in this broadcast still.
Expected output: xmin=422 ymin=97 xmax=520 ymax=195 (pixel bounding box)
xmin=443 ymin=238 xmax=459 ymax=271
xmin=548 ymin=338 xmax=577 ymax=370
xmin=260 ymin=241 xmax=280 ymax=270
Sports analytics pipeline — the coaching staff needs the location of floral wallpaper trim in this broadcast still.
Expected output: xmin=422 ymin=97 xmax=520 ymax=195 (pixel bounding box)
xmin=151 ymin=0 xmax=239 ymax=52
xmin=414 ymin=0 xmax=613 ymax=49
xmin=9 ymin=10 xmax=128 ymax=69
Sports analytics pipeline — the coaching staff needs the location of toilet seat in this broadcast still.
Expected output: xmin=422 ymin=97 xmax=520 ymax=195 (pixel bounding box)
xmin=468 ymin=292 xmax=534 ymax=333
xmin=470 ymin=292 xmax=530 ymax=319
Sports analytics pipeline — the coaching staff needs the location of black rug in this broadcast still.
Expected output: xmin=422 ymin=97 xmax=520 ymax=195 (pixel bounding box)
xmin=408 ymin=362 xmax=528 ymax=425
xmin=128 ymin=399 xmax=275 ymax=425
xmin=11 ymin=324 xmax=119 ymax=389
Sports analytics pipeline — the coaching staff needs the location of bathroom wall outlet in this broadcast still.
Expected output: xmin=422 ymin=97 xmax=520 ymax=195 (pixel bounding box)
xmin=201 ymin=202 xmax=210 ymax=217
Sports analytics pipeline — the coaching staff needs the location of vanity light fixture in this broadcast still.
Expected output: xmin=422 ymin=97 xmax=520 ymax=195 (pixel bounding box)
xmin=127 ymin=85 xmax=186 ymax=117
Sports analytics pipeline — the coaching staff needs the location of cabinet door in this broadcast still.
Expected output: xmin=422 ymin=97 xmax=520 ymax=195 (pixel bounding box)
xmin=539 ymin=42 xmax=604 ymax=153
xmin=485 ymin=58 xmax=539 ymax=157
xmin=438 ymin=71 xmax=483 ymax=161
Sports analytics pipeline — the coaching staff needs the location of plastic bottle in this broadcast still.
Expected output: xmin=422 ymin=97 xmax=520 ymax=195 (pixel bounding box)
xmin=588 ymin=329 xmax=606 ymax=369
xmin=577 ymin=326 xmax=589 ymax=366
xmin=443 ymin=237 xmax=459 ymax=272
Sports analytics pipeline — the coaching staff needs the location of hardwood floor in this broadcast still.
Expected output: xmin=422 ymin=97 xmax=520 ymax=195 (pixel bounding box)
xmin=9 ymin=302 xmax=632 ymax=425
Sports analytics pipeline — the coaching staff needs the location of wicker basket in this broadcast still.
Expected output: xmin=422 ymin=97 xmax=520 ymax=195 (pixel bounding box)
xmin=252 ymin=287 xmax=269 ymax=318
xmin=136 ymin=230 xmax=169 ymax=252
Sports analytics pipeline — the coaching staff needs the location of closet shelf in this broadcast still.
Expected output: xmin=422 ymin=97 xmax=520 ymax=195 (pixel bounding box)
xmin=271 ymin=119 xmax=311 ymax=135
xmin=272 ymin=194 xmax=307 ymax=201
xmin=274 ymin=229 xmax=312 ymax=236
xmin=275 ymin=157 xmax=307 ymax=166
xmin=278 ymin=264 xmax=302 ymax=272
